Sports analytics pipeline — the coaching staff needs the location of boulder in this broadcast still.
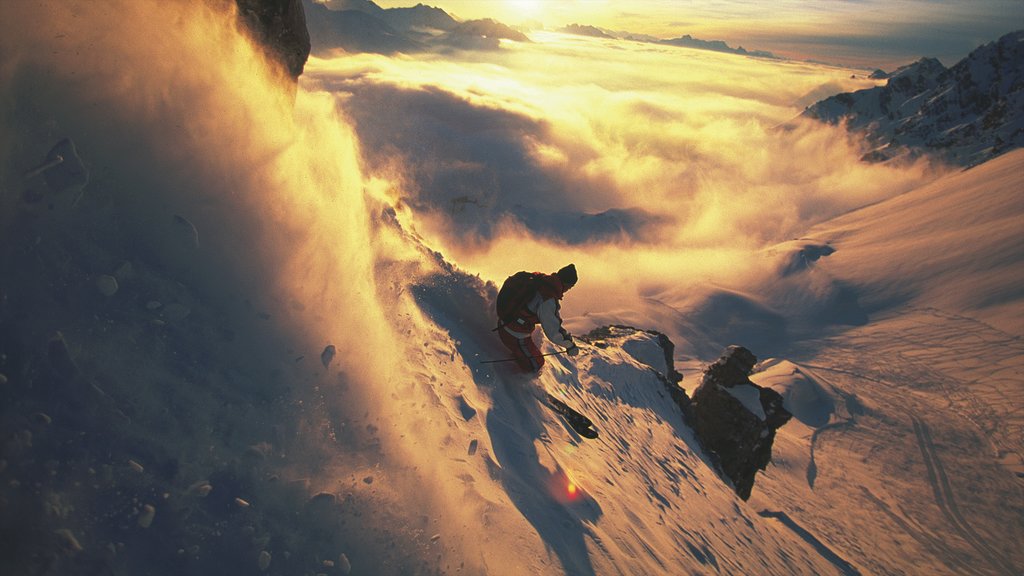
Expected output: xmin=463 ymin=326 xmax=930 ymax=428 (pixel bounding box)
xmin=235 ymin=0 xmax=311 ymax=81
xmin=687 ymin=346 xmax=791 ymax=500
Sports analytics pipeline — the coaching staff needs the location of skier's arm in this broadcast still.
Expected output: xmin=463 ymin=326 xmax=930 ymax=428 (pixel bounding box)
xmin=536 ymin=298 xmax=575 ymax=349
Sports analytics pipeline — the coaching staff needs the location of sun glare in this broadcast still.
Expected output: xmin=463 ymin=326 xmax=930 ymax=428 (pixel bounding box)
xmin=507 ymin=0 xmax=543 ymax=18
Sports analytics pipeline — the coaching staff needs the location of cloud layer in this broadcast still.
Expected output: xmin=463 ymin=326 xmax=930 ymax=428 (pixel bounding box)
xmin=307 ymin=34 xmax=941 ymax=259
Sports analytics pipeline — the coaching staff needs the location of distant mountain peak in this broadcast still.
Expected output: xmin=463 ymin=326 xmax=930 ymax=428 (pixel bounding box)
xmin=803 ymin=30 xmax=1024 ymax=166
xmin=558 ymin=23 xmax=614 ymax=39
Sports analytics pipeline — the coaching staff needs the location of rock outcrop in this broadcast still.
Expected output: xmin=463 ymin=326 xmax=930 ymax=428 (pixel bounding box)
xmin=687 ymin=346 xmax=792 ymax=500
xmin=235 ymin=0 xmax=312 ymax=81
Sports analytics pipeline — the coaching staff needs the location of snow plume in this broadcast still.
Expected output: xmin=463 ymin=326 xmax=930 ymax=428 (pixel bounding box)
xmin=1 ymin=1 xmax=476 ymax=569
xmin=1 ymin=0 xmax=395 ymax=395
xmin=304 ymin=32 xmax=946 ymax=349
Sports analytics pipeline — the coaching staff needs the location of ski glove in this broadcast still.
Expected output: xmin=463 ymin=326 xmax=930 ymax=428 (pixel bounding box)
xmin=566 ymin=343 xmax=580 ymax=357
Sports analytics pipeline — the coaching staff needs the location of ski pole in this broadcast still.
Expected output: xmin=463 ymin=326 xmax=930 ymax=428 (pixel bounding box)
xmin=480 ymin=350 xmax=569 ymax=365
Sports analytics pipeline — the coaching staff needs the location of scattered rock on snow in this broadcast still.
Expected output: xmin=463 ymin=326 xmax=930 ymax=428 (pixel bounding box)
xmin=258 ymin=550 xmax=272 ymax=571
xmin=687 ymin=345 xmax=792 ymax=500
xmin=321 ymin=344 xmax=336 ymax=368
xmin=338 ymin=553 xmax=352 ymax=574
xmin=188 ymin=480 xmax=213 ymax=497
xmin=95 ymin=274 xmax=119 ymax=297
xmin=54 ymin=528 xmax=84 ymax=554
xmin=137 ymin=504 xmax=156 ymax=528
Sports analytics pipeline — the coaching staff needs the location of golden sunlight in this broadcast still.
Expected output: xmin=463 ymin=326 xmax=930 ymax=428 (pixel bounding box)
xmin=506 ymin=0 xmax=543 ymax=18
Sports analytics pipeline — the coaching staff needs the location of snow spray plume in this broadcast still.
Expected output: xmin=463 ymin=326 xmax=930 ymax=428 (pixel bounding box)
xmin=1 ymin=2 xmax=494 ymax=569
xmin=1 ymin=0 xmax=401 ymax=391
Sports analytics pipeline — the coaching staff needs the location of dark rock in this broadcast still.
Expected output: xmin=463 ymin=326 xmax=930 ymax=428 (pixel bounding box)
xmin=235 ymin=0 xmax=312 ymax=81
xmin=320 ymin=344 xmax=336 ymax=368
xmin=302 ymin=0 xmax=424 ymax=55
xmin=687 ymin=346 xmax=791 ymax=500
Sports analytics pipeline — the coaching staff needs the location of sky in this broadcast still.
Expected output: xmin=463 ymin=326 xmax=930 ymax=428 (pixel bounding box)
xmin=374 ymin=0 xmax=1024 ymax=68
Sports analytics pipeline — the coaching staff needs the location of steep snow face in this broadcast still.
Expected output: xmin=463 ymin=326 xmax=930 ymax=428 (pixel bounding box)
xmin=743 ymin=149 xmax=1024 ymax=576
xmin=396 ymin=290 xmax=841 ymax=575
xmin=803 ymin=30 xmax=1024 ymax=166
xmin=800 ymin=148 xmax=1024 ymax=335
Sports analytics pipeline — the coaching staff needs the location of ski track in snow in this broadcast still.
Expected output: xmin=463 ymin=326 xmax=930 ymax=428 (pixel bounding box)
xmin=769 ymin=306 xmax=1024 ymax=576
xmin=911 ymin=415 xmax=1018 ymax=576
xmin=856 ymin=487 xmax=988 ymax=576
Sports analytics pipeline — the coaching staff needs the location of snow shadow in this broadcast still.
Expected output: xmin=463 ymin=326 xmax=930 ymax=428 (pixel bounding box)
xmin=758 ymin=510 xmax=861 ymax=575
xmin=411 ymin=271 xmax=602 ymax=576
xmin=688 ymin=290 xmax=790 ymax=357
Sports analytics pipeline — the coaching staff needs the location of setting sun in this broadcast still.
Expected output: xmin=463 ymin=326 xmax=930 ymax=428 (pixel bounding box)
xmin=507 ymin=0 xmax=542 ymax=17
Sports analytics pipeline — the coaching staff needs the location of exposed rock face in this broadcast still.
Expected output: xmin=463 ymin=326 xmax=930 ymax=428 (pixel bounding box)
xmin=802 ymin=30 xmax=1024 ymax=166
xmin=302 ymin=0 xmax=424 ymax=55
xmin=687 ymin=346 xmax=791 ymax=500
xmin=235 ymin=0 xmax=312 ymax=80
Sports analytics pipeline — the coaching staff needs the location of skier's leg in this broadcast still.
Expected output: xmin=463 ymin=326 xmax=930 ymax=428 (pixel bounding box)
xmin=499 ymin=329 xmax=544 ymax=372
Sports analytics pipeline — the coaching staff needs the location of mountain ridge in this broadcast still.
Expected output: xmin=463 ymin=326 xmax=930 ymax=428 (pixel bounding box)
xmin=802 ymin=30 xmax=1024 ymax=166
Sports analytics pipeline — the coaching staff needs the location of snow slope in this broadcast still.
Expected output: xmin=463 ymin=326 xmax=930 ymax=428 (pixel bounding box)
xmin=745 ymin=151 xmax=1024 ymax=576
xmin=402 ymin=272 xmax=845 ymax=575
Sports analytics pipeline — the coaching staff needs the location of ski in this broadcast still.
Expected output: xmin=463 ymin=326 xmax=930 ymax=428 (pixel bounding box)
xmin=544 ymin=393 xmax=598 ymax=439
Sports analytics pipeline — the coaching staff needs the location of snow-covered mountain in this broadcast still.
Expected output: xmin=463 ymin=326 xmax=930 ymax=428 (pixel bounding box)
xmin=2 ymin=3 xmax=1022 ymax=576
xmin=803 ymin=30 xmax=1024 ymax=166
xmin=302 ymin=0 xmax=526 ymax=54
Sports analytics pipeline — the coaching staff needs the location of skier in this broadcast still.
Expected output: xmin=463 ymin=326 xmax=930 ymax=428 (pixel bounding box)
xmin=495 ymin=263 xmax=580 ymax=373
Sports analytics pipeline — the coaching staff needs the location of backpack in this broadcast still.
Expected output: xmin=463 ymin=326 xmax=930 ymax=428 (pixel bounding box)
xmin=496 ymin=271 xmax=540 ymax=328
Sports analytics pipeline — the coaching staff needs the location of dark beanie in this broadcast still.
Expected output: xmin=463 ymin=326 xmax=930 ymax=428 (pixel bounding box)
xmin=557 ymin=263 xmax=578 ymax=288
